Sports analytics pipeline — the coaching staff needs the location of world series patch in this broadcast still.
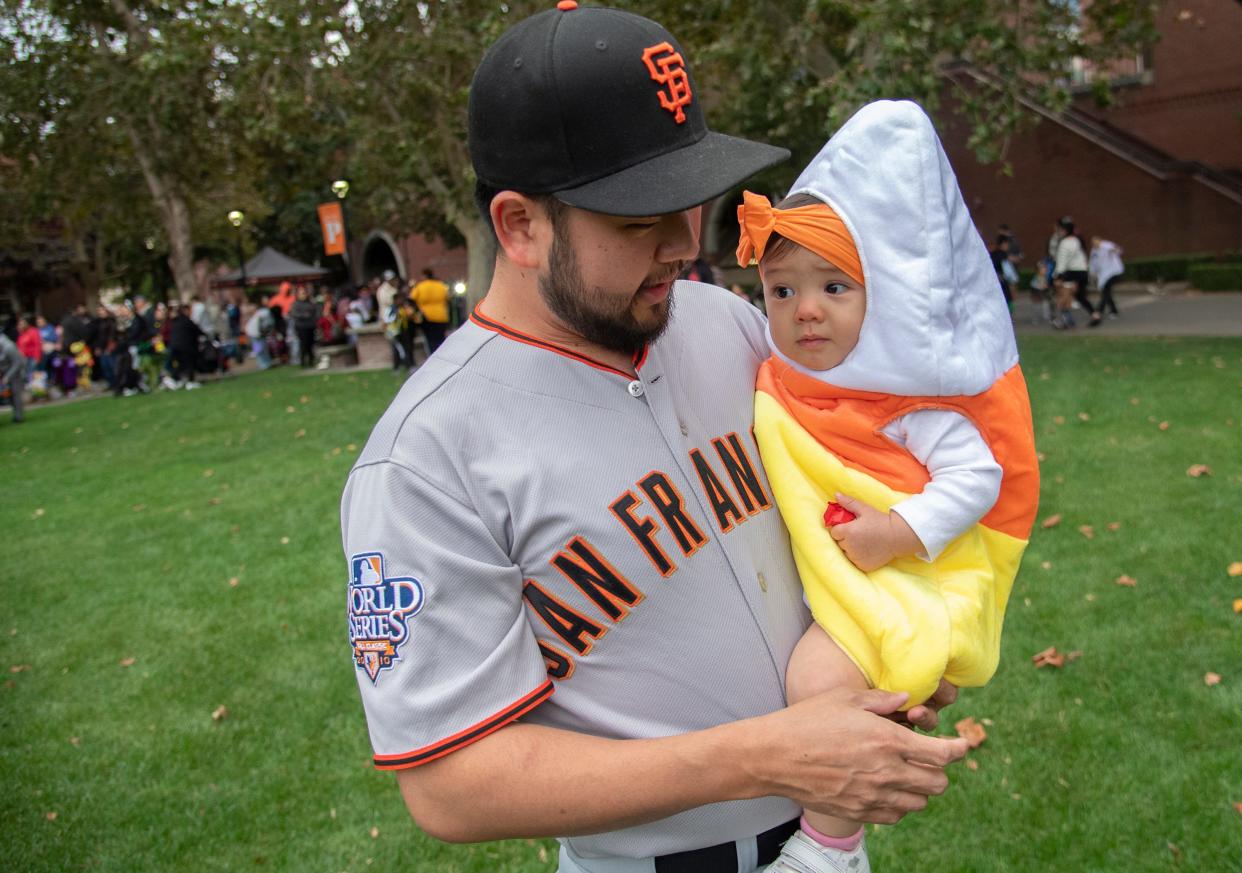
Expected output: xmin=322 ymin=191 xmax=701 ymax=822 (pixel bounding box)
xmin=348 ymin=552 xmax=425 ymax=683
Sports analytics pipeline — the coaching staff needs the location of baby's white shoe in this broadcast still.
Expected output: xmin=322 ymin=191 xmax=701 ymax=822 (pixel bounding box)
xmin=765 ymin=829 xmax=870 ymax=873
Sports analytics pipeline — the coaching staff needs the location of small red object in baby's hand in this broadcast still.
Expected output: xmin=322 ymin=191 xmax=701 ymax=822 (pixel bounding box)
xmin=823 ymin=502 xmax=857 ymax=527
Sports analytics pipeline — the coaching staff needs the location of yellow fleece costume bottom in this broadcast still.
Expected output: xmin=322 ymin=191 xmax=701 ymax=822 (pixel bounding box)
xmin=755 ymin=391 xmax=1028 ymax=707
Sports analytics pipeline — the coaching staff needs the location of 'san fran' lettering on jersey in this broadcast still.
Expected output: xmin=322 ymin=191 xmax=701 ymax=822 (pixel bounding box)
xmin=523 ymin=430 xmax=772 ymax=679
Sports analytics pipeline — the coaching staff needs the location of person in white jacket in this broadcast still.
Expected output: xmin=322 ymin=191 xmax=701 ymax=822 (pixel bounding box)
xmin=1053 ymin=217 xmax=1099 ymax=327
xmin=1089 ymin=237 xmax=1124 ymax=319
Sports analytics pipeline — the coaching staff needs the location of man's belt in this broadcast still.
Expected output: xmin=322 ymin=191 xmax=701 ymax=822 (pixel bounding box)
xmin=653 ymin=817 xmax=800 ymax=873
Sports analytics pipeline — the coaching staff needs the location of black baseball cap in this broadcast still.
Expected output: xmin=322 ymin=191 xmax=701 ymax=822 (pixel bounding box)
xmin=468 ymin=1 xmax=789 ymax=217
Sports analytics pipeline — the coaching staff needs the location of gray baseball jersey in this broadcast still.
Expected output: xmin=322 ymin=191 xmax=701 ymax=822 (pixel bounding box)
xmin=342 ymin=282 xmax=808 ymax=859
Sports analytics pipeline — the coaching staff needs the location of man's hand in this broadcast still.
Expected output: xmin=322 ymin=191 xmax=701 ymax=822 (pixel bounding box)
xmin=747 ymin=686 xmax=970 ymax=824
xmin=829 ymin=494 xmax=924 ymax=572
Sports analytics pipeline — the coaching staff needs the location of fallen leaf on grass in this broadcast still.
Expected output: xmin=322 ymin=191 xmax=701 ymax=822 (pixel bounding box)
xmin=1204 ymin=672 xmax=1222 ymax=686
xmin=965 ymin=758 xmax=979 ymax=771
xmin=1078 ymin=525 xmax=1095 ymax=540
xmin=1233 ymin=599 xmax=1242 ymax=614
xmin=1041 ymin=514 xmax=1062 ymax=529
xmin=32 ymin=507 xmax=44 ymax=519
xmin=1085 ymin=593 xmax=1097 ymax=602
xmin=1116 ymin=575 xmax=1137 ymax=587
xmin=10 ymin=664 xmax=31 ymax=674
xmin=293 ymin=429 xmax=306 ymax=439
xmin=1107 ymin=522 xmax=1122 ymax=531
xmin=46 ymin=812 xmax=58 ymax=822
xmin=1186 ymin=464 xmax=1211 ymax=478
xmin=228 ymin=577 xmax=239 ymax=588
xmin=1032 ymin=646 xmax=1066 ymax=668
xmin=347 ymin=443 xmax=357 ymax=452
xmin=202 ymin=469 xmax=214 ymax=478
xmin=1168 ymin=843 xmax=1182 ymax=862
xmin=1129 ymin=397 xmax=1140 ymax=405
xmin=119 ymin=657 xmax=136 ymax=667
xmin=280 ymin=536 xmax=290 ymax=545
xmin=132 ymin=504 xmax=145 ymax=513
xmin=1234 ymin=802 xmax=1242 ymax=815
xmin=207 ymin=498 xmax=222 ymax=506
xmin=1226 ymin=562 xmax=1242 ymax=577
xmin=370 ymin=826 xmax=379 ymax=839
xmin=1066 ymin=651 xmax=1083 ymax=662
xmin=285 ymin=405 xmax=295 ymax=413
xmin=1036 ymin=452 xmax=1046 ymax=462
xmin=1077 ymin=412 xmax=1090 ymax=421
xmin=69 ymin=737 xmax=80 ymax=746
xmin=1052 ymin=415 xmax=1065 ymax=425
xmin=954 ymin=717 xmax=988 ymax=748
xmin=299 ymin=395 xmax=310 ymax=404
xmin=1040 ymin=561 xmax=1052 ymax=570
xmin=211 ymin=705 xmax=229 ymax=722
xmin=1158 ymin=421 xmax=1170 ymax=431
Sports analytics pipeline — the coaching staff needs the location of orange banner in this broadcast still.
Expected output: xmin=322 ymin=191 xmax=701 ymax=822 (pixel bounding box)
xmin=318 ymin=202 xmax=346 ymax=256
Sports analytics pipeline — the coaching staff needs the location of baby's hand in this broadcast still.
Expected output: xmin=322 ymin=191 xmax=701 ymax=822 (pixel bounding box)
xmin=827 ymin=493 xmax=923 ymax=572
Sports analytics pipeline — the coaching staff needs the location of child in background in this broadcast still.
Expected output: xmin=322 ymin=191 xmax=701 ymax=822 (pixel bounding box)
xmin=739 ymin=101 xmax=1039 ymax=873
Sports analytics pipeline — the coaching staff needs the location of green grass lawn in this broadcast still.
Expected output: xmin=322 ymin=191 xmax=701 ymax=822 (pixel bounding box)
xmin=3 ymin=336 xmax=1240 ymax=872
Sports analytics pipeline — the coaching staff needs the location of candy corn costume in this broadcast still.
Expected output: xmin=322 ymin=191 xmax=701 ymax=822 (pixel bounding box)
xmin=740 ymin=101 xmax=1039 ymax=706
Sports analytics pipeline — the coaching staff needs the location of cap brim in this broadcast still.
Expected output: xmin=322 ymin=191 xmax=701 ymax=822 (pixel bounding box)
xmin=553 ymin=132 xmax=790 ymax=217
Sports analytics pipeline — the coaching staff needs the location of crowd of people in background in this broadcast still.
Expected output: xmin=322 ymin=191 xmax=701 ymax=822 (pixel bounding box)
xmin=0 ymin=265 xmax=462 ymax=423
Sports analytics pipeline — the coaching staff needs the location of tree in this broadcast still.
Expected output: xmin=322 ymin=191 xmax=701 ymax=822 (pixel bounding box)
xmin=1 ymin=0 xmax=350 ymax=301
xmin=333 ymin=0 xmax=1156 ymax=304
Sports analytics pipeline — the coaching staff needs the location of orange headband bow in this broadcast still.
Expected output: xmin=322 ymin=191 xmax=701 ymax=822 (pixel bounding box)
xmin=735 ymin=191 xmax=864 ymax=286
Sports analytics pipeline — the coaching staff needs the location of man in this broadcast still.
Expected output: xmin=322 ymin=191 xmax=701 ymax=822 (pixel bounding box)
xmin=289 ymin=285 xmax=320 ymax=368
xmin=166 ymin=303 xmax=205 ymax=389
xmin=409 ymin=267 xmax=451 ymax=354
xmin=0 ymin=330 xmax=26 ymax=423
xmin=341 ymin=6 xmax=967 ymax=873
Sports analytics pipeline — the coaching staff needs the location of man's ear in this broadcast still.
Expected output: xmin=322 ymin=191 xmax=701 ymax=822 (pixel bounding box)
xmin=491 ymin=192 xmax=554 ymax=270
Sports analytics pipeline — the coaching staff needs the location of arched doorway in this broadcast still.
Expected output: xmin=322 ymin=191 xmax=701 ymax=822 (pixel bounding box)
xmin=361 ymin=231 xmax=406 ymax=284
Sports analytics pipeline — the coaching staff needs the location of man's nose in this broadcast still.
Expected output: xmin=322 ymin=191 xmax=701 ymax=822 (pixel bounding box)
xmin=655 ymin=207 xmax=702 ymax=263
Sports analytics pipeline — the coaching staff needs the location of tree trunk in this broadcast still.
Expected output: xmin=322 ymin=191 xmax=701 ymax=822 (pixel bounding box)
xmin=126 ymin=122 xmax=198 ymax=301
xmin=163 ymin=194 xmax=198 ymax=302
xmin=459 ymin=216 xmax=496 ymax=312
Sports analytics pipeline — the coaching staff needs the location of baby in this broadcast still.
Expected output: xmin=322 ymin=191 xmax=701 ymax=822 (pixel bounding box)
xmin=740 ymin=101 xmax=1040 ymax=873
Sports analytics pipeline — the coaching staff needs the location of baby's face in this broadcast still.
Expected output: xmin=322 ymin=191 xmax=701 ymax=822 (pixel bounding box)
xmin=761 ymin=245 xmax=865 ymax=371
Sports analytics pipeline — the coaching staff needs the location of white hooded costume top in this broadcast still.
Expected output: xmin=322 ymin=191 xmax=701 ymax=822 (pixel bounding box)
xmin=775 ymin=99 xmax=1019 ymax=397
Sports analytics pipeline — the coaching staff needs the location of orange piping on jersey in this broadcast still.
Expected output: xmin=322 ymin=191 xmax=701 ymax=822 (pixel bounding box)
xmin=471 ymin=305 xmax=647 ymax=379
xmin=756 ymin=357 xmax=1039 ymax=539
xmin=372 ymin=680 xmax=554 ymax=769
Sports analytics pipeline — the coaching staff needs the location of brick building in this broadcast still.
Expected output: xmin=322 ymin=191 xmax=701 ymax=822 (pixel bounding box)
xmin=939 ymin=0 xmax=1242 ymax=261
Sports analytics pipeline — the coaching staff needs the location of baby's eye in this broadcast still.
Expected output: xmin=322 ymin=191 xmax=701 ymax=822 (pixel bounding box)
xmin=824 ymin=282 xmax=849 ymax=296
xmin=771 ymin=285 xmax=795 ymax=300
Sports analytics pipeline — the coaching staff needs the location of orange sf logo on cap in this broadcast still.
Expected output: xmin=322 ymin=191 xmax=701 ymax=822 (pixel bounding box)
xmin=641 ymin=42 xmax=692 ymax=124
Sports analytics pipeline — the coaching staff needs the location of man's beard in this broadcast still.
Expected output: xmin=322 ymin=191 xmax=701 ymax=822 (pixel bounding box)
xmin=538 ymin=221 xmax=684 ymax=357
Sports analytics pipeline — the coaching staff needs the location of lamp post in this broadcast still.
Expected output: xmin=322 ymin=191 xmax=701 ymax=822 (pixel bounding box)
xmin=331 ymin=179 xmax=353 ymax=284
xmin=227 ymin=210 xmax=247 ymax=291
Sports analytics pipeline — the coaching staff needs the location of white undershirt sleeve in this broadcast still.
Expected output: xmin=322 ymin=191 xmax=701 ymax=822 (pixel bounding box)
xmin=880 ymin=409 xmax=1002 ymax=561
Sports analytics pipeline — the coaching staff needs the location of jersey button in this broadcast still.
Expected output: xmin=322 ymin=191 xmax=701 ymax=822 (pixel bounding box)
xmin=627 ymin=380 xmax=645 ymax=398
xmin=757 ymin=572 xmax=768 ymax=592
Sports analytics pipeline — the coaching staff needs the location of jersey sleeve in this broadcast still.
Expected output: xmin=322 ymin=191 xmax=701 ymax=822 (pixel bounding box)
xmin=883 ymin=410 xmax=1002 ymax=561
xmin=342 ymin=459 xmax=553 ymax=770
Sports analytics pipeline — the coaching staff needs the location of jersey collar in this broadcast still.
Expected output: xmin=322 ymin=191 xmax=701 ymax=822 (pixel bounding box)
xmin=470 ymin=305 xmax=648 ymax=379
